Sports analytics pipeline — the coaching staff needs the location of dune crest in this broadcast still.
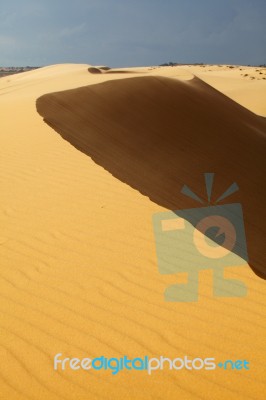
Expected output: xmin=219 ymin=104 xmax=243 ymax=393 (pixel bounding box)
xmin=36 ymin=75 xmax=266 ymax=278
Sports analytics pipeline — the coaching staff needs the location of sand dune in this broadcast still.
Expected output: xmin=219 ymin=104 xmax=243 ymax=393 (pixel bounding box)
xmin=1 ymin=64 xmax=266 ymax=400
xmin=36 ymin=75 xmax=266 ymax=279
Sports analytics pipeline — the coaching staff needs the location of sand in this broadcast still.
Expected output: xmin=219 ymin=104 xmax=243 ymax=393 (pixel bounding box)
xmin=0 ymin=64 xmax=266 ymax=400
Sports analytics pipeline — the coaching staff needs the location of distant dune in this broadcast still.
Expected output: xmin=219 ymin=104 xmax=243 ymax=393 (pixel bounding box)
xmin=36 ymin=75 xmax=266 ymax=278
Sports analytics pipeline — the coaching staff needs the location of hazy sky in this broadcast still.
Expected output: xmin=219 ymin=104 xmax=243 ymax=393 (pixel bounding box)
xmin=0 ymin=0 xmax=265 ymax=67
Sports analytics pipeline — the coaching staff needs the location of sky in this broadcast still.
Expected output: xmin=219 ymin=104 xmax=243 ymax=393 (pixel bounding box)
xmin=0 ymin=0 xmax=265 ymax=67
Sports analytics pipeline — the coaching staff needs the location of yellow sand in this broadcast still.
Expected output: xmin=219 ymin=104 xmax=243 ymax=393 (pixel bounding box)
xmin=0 ymin=64 xmax=265 ymax=400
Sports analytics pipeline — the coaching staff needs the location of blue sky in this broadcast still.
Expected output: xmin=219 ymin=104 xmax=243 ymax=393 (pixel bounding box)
xmin=0 ymin=0 xmax=265 ymax=67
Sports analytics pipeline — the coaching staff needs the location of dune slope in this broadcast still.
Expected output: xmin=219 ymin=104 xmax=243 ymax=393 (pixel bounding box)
xmin=36 ymin=75 xmax=266 ymax=278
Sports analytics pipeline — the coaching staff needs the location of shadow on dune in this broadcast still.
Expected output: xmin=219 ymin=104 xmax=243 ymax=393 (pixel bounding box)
xmin=97 ymin=66 xmax=111 ymax=71
xmin=88 ymin=67 xmax=102 ymax=74
xmin=88 ymin=66 xmax=139 ymax=74
xmin=36 ymin=76 xmax=266 ymax=279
